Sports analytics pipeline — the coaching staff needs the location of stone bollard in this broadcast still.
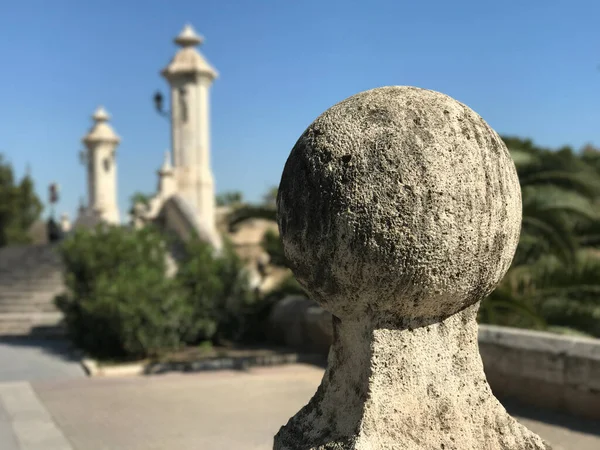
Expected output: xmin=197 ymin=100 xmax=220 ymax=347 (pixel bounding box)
xmin=274 ymin=87 xmax=551 ymax=449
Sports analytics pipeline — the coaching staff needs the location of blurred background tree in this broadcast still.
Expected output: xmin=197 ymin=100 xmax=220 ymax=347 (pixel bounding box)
xmin=218 ymin=141 xmax=600 ymax=338
xmin=128 ymin=191 xmax=152 ymax=216
xmin=480 ymin=138 xmax=600 ymax=337
xmin=262 ymin=186 xmax=278 ymax=208
xmin=216 ymin=191 xmax=244 ymax=207
xmin=0 ymin=153 xmax=43 ymax=247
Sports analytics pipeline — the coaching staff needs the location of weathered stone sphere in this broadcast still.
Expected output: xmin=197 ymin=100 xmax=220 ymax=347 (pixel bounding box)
xmin=277 ymin=86 xmax=522 ymax=321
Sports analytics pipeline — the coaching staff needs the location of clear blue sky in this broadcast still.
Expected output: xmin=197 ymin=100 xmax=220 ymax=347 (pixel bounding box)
xmin=0 ymin=0 xmax=599 ymax=221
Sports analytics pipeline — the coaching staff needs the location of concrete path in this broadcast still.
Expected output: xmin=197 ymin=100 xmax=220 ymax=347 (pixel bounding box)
xmin=16 ymin=364 xmax=599 ymax=450
xmin=0 ymin=382 xmax=73 ymax=450
xmin=0 ymin=338 xmax=84 ymax=383
xmin=0 ymin=337 xmax=84 ymax=449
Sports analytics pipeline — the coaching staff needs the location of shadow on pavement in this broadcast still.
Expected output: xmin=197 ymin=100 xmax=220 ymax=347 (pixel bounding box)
xmin=141 ymin=351 xmax=327 ymax=376
xmin=0 ymin=336 xmax=81 ymax=363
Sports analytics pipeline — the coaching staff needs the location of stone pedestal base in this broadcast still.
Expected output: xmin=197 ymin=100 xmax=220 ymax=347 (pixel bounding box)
xmin=274 ymin=305 xmax=551 ymax=450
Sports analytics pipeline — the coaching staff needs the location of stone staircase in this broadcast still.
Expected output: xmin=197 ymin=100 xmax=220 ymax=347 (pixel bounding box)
xmin=0 ymin=244 xmax=66 ymax=337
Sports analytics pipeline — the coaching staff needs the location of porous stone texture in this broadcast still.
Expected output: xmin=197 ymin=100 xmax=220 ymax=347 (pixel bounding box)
xmin=274 ymin=86 xmax=551 ymax=449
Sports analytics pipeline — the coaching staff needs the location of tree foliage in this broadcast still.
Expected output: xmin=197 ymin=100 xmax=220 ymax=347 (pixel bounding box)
xmin=216 ymin=191 xmax=243 ymax=207
xmin=481 ymin=138 xmax=600 ymax=337
xmin=223 ymin=140 xmax=600 ymax=337
xmin=0 ymin=154 xmax=43 ymax=247
xmin=223 ymin=186 xmax=277 ymax=231
xmin=128 ymin=191 xmax=153 ymax=216
xmin=262 ymin=186 xmax=278 ymax=208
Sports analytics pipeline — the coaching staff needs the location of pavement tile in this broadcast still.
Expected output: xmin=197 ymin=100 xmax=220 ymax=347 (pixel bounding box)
xmin=0 ymin=381 xmax=73 ymax=450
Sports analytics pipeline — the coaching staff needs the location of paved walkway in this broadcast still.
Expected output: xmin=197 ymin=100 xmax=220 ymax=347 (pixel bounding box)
xmin=0 ymin=338 xmax=84 ymax=383
xmin=0 ymin=364 xmax=594 ymax=449
xmin=0 ymin=337 xmax=84 ymax=449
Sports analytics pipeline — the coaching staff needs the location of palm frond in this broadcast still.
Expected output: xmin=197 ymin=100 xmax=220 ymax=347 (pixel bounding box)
xmin=520 ymin=171 xmax=600 ymax=199
xmin=509 ymin=149 xmax=540 ymax=169
xmin=521 ymin=216 xmax=576 ymax=266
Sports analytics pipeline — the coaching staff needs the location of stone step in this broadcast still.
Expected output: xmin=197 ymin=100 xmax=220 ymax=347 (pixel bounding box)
xmin=0 ymin=259 xmax=61 ymax=267
xmin=0 ymin=278 xmax=64 ymax=290
xmin=0 ymin=262 xmax=62 ymax=270
xmin=0 ymin=324 xmax=66 ymax=338
xmin=0 ymin=285 xmax=64 ymax=296
xmin=0 ymin=273 xmax=63 ymax=281
xmin=0 ymin=298 xmax=61 ymax=307
xmin=0 ymin=295 xmax=58 ymax=304
xmin=0 ymin=302 xmax=59 ymax=314
xmin=0 ymin=312 xmax=65 ymax=337
xmin=0 ymin=263 xmax=62 ymax=270
xmin=0 ymin=288 xmax=63 ymax=298
xmin=0 ymin=278 xmax=63 ymax=285
xmin=0 ymin=280 xmax=63 ymax=287
xmin=0 ymin=264 xmax=62 ymax=273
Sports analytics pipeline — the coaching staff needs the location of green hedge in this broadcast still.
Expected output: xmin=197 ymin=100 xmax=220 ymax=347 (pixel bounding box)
xmin=55 ymin=225 xmax=255 ymax=360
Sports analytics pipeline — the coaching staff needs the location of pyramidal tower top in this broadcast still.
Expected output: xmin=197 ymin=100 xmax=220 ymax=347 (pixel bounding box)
xmin=83 ymin=106 xmax=120 ymax=144
xmin=161 ymin=23 xmax=218 ymax=80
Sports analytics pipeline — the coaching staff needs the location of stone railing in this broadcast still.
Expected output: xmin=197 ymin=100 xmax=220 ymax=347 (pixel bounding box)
xmin=269 ymin=296 xmax=600 ymax=423
xmin=479 ymin=325 xmax=600 ymax=421
xmin=272 ymin=86 xmax=551 ymax=449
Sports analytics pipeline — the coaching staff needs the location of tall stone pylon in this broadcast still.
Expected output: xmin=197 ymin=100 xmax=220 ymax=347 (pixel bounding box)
xmin=161 ymin=24 xmax=219 ymax=240
xmin=81 ymin=106 xmax=120 ymax=224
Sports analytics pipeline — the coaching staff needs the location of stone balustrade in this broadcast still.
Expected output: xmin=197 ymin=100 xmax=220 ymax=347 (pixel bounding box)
xmin=273 ymin=86 xmax=551 ymax=449
xmin=479 ymin=325 xmax=600 ymax=422
xmin=268 ymin=296 xmax=600 ymax=423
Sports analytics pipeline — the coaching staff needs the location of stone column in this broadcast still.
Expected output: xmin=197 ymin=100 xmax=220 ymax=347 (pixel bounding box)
xmin=274 ymin=86 xmax=551 ymax=449
xmin=81 ymin=106 xmax=121 ymax=224
xmin=161 ymin=24 xmax=219 ymax=242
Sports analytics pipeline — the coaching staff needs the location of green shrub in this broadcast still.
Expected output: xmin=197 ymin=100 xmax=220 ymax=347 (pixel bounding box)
xmin=56 ymin=224 xmax=274 ymax=359
xmin=56 ymin=225 xmax=194 ymax=359
xmin=176 ymin=237 xmax=256 ymax=344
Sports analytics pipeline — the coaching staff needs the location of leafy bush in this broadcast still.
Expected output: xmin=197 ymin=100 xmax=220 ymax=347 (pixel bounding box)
xmin=56 ymin=226 xmax=260 ymax=359
xmin=175 ymin=237 xmax=256 ymax=344
xmin=56 ymin=225 xmax=194 ymax=359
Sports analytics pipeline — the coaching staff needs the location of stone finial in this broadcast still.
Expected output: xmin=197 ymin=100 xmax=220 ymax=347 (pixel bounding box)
xmin=92 ymin=106 xmax=110 ymax=122
xmin=175 ymin=24 xmax=203 ymax=47
xmin=162 ymin=25 xmax=218 ymax=80
xmin=274 ymin=87 xmax=550 ymax=449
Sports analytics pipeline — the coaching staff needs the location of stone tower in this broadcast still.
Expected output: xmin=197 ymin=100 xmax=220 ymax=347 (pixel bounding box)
xmin=161 ymin=24 xmax=218 ymax=239
xmin=81 ymin=106 xmax=120 ymax=224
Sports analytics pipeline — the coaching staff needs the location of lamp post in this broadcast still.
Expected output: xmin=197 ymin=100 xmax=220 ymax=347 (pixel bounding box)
xmin=48 ymin=182 xmax=59 ymax=219
xmin=47 ymin=182 xmax=61 ymax=243
xmin=154 ymin=88 xmax=188 ymax=121
xmin=153 ymin=90 xmax=170 ymax=120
